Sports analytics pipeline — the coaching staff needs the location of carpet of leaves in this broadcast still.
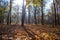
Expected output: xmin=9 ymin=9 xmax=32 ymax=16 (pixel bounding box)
xmin=0 ymin=24 xmax=60 ymax=40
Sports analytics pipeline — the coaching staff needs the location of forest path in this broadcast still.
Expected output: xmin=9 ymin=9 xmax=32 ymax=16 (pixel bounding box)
xmin=0 ymin=24 xmax=60 ymax=40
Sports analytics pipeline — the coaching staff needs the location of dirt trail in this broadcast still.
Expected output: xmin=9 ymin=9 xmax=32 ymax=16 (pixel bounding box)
xmin=0 ymin=24 xmax=60 ymax=40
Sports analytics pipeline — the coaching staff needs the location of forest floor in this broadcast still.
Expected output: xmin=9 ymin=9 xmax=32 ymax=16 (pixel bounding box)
xmin=0 ymin=24 xmax=60 ymax=40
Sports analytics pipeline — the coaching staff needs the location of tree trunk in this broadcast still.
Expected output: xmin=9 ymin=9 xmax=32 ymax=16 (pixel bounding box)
xmin=41 ymin=6 xmax=44 ymax=25
xmin=34 ymin=6 xmax=37 ymax=24
xmin=28 ymin=6 xmax=30 ymax=24
xmin=56 ymin=2 xmax=59 ymax=25
xmin=38 ymin=13 xmax=40 ymax=24
xmin=7 ymin=0 xmax=12 ymax=24
xmin=7 ymin=13 xmax=9 ymax=24
xmin=40 ymin=0 xmax=44 ymax=25
xmin=10 ymin=0 xmax=12 ymax=24
xmin=21 ymin=6 xmax=26 ymax=26
xmin=0 ymin=10 xmax=4 ymax=24
xmin=53 ymin=0 xmax=57 ymax=26
xmin=21 ymin=0 xmax=26 ymax=26
xmin=37 ymin=8 xmax=40 ymax=24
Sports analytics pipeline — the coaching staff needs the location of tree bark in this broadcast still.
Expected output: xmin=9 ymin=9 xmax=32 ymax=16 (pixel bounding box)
xmin=7 ymin=0 xmax=12 ymax=24
xmin=34 ymin=6 xmax=37 ymax=24
xmin=53 ymin=0 xmax=57 ymax=26
xmin=21 ymin=0 xmax=26 ymax=26
xmin=28 ymin=6 xmax=30 ymax=24
xmin=41 ymin=6 xmax=44 ymax=25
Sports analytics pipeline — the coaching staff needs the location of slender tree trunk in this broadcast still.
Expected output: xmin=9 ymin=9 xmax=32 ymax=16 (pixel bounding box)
xmin=7 ymin=13 xmax=9 ymax=24
xmin=57 ymin=14 xmax=59 ymax=25
xmin=28 ymin=6 xmax=30 ymax=24
xmin=37 ymin=8 xmax=40 ymax=24
xmin=7 ymin=0 xmax=12 ymax=24
xmin=10 ymin=0 xmax=12 ymax=24
xmin=53 ymin=0 xmax=57 ymax=26
xmin=56 ymin=2 xmax=59 ymax=25
xmin=0 ymin=9 xmax=4 ymax=24
xmin=38 ymin=13 xmax=40 ymax=24
xmin=21 ymin=6 xmax=26 ymax=26
xmin=21 ymin=0 xmax=26 ymax=26
xmin=41 ymin=6 xmax=44 ymax=25
xmin=40 ymin=0 xmax=44 ymax=25
xmin=34 ymin=6 xmax=37 ymax=24
xmin=1 ymin=13 xmax=2 ymax=24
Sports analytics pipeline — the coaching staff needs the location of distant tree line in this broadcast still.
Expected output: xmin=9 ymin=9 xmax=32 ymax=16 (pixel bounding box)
xmin=0 ymin=0 xmax=60 ymax=27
